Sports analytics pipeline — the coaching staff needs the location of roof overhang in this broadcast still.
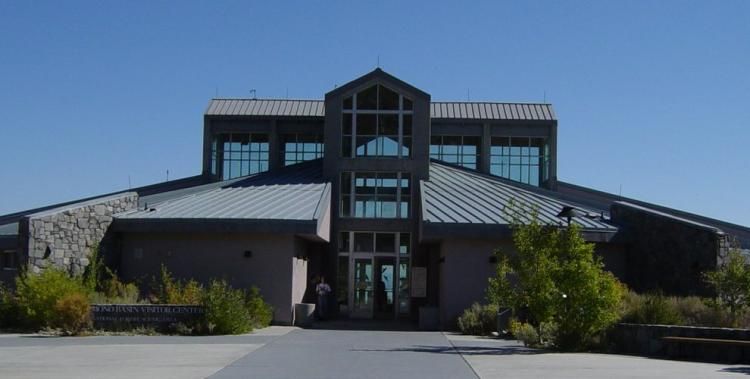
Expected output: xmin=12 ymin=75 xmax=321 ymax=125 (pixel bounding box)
xmin=420 ymin=222 xmax=618 ymax=243
xmin=111 ymin=217 xmax=329 ymax=243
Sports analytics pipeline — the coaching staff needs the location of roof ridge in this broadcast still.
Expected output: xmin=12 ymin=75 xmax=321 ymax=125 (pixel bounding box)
xmin=431 ymin=101 xmax=553 ymax=105
xmin=209 ymin=98 xmax=553 ymax=105
xmin=210 ymin=98 xmax=323 ymax=102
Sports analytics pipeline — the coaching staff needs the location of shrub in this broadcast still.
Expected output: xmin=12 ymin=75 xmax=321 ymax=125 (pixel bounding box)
xmin=457 ymin=303 xmax=499 ymax=335
xmin=246 ymin=286 xmax=273 ymax=328
xmin=510 ymin=319 xmax=539 ymax=347
xmin=620 ymin=292 xmax=683 ymax=325
xmin=487 ymin=207 xmax=624 ymax=351
xmin=52 ymin=292 xmax=91 ymax=335
xmin=703 ymin=247 xmax=750 ymax=326
xmin=15 ymin=268 xmax=88 ymax=329
xmin=202 ymin=280 xmax=252 ymax=335
xmin=156 ymin=265 xmax=203 ymax=305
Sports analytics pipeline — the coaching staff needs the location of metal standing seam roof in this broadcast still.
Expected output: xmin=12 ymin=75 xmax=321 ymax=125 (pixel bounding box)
xmin=421 ymin=162 xmax=617 ymax=231
xmin=117 ymin=182 xmax=330 ymax=221
xmin=205 ymin=99 xmax=556 ymax=121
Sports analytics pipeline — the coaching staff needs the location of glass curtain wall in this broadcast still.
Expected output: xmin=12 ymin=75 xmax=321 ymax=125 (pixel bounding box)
xmin=342 ymin=84 xmax=413 ymax=158
xmin=429 ymin=135 xmax=481 ymax=169
xmin=281 ymin=134 xmax=324 ymax=165
xmin=340 ymin=172 xmax=410 ymax=218
xmin=210 ymin=133 xmax=270 ymax=180
xmin=489 ymin=136 xmax=548 ymax=186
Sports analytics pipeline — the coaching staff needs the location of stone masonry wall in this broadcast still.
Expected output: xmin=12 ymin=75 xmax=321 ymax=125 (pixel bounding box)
xmin=20 ymin=193 xmax=138 ymax=274
xmin=610 ymin=202 xmax=723 ymax=296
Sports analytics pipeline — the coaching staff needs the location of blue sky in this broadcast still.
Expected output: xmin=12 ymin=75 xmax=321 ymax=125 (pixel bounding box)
xmin=1 ymin=1 xmax=748 ymax=226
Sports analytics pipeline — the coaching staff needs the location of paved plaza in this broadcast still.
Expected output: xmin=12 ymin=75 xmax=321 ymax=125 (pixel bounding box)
xmin=0 ymin=326 xmax=748 ymax=378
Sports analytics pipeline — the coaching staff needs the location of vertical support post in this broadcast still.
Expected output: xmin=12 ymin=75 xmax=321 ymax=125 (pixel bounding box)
xmin=481 ymin=122 xmax=491 ymax=174
xmin=269 ymin=119 xmax=281 ymax=170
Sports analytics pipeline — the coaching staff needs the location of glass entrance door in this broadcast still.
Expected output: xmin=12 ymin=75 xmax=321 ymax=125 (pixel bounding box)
xmin=351 ymin=258 xmax=373 ymax=318
xmin=374 ymin=257 xmax=395 ymax=318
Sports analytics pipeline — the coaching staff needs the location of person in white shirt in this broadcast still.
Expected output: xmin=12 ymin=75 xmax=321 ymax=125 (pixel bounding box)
xmin=315 ymin=276 xmax=332 ymax=320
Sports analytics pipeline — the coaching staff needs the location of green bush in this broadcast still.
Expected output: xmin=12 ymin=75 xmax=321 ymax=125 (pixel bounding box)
xmin=487 ymin=207 xmax=624 ymax=351
xmin=15 ymin=268 xmax=88 ymax=329
xmin=89 ymin=274 xmax=141 ymax=304
xmin=52 ymin=292 xmax=91 ymax=335
xmin=246 ymin=286 xmax=273 ymax=328
xmin=509 ymin=319 xmax=557 ymax=348
xmin=620 ymin=292 xmax=683 ymax=325
xmin=457 ymin=303 xmax=499 ymax=335
xmin=156 ymin=265 xmax=203 ymax=305
xmin=202 ymin=280 xmax=252 ymax=335
xmin=510 ymin=319 xmax=539 ymax=347
xmin=703 ymin=247 xmax=750 ymax=326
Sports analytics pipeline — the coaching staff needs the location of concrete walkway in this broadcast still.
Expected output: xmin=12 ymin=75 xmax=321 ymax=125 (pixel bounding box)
xmin=1 ymin=326 xmax=749 ymax=378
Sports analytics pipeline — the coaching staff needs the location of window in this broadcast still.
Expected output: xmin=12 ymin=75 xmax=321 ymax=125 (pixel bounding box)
xmin=490 ymin=136 xmax=549 ymax=186
xmin=340 ymin=232 xmax=410 ymax=254
xmin=342 ymin=84 xmax=413 ymax=158
xmin=340 ymin=172 xmax=410 ymax=218
xmin=281 ymin=134 xmax=324 ymax=166
xmin=213 ymin=133 xmax=269 ymax=180
xmin=430 ymin=135 xmax=481 ymax=169
xmin=1 ymin=250 xmax=17 ymax=271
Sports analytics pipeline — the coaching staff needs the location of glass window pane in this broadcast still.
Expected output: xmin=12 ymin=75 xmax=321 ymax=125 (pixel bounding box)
xmin=403 ymin=115 xmax=412 ymax=136
xmin=403 ymin=97 xmax=413 ymax=110
xmin=356 ymin=85 xmax=378 ymax=110
xmin=375 ymin=233 xmax=396 ymax=252
xmin=378 ymin=85 xmax=399 ymax=110
xmin=343 ymin=115 xmax=353 ymax=135
xmin=399 ymin=233 xmax=410 ymax=255
xmin=343 ymin=96 xmax=353 ymax=110
xmin=342 ymin=137 xmax=352 ymax=157
xmin=354 ymin=232 xmax=374 ymax=252
xmin=400 ymin=198 xmax=410 ymax=218
xmin=379 ymin=114 xmax=398 ymax=135
xmin=401 ymin=137 xmax=411 ymax=157
xmin=357 ymin=114 xmax=377 ymax=135
xmin=339 ymin=232 xmax=350 ymax=252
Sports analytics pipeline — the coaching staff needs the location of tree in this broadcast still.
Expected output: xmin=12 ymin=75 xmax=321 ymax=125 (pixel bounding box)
xmin=487 ymin=207 xmax=624 ymax=350
xmin=703 ymin=246 xmax=750 ymax=326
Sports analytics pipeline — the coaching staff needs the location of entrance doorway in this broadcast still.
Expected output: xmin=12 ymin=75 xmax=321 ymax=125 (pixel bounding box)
xmin=338 ymin=231 xmax=411 ymax=319
xmin=349 ymin=255 xmax=401 ymax=319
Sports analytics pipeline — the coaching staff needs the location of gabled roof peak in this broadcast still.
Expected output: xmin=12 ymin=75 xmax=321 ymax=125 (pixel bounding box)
xmin=326 ymin=68 xmax=430 ymax=99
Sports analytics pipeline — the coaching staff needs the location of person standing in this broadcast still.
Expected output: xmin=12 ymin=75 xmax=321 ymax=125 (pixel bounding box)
xmin=316 ymin=276 xmax=332 ymax=320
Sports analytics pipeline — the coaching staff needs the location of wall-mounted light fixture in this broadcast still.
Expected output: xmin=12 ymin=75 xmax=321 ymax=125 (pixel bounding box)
xmin=244 ymin=250 xmax=253 ymax=258
xmin=556 ymin=206 xmax=585 ymax=225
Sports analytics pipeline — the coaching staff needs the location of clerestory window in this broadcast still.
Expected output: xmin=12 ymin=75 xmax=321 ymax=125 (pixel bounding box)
xmin=281 ymin=134 xmax=324 ymax=166
xmin=429 ymin=135 xmax=481 ymax=169
xmin=490 ymin=136 xmax=549 ymax=186
xmin=211 ymin=133 xmax=270 ymax=180
xmin=340 ymin=172 xmax=411 ymax=218
xmin=342 ymin=84 xmax=413 ymax=158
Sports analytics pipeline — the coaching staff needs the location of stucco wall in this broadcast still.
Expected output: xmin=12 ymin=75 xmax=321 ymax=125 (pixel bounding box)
xmin=20 ymin=193 xmax=138 ymax=274
xmin=439 ymin=238 xmax=516 ymax=328
xmin=119 ymin=232 xmax=306 ymax=324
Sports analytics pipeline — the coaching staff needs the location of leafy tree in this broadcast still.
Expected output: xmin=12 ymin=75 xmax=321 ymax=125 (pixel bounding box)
xmin=487 ymin=206 xmax=624 ymax=350
xmin=703 ymin=246 xmax=750 ymax=326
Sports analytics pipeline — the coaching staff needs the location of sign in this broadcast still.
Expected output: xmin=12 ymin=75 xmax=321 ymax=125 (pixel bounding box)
xmin=91 ymin=304 xmax=205 ymax=328
xmin=411 ymin=267 xmax=427 ymax=298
